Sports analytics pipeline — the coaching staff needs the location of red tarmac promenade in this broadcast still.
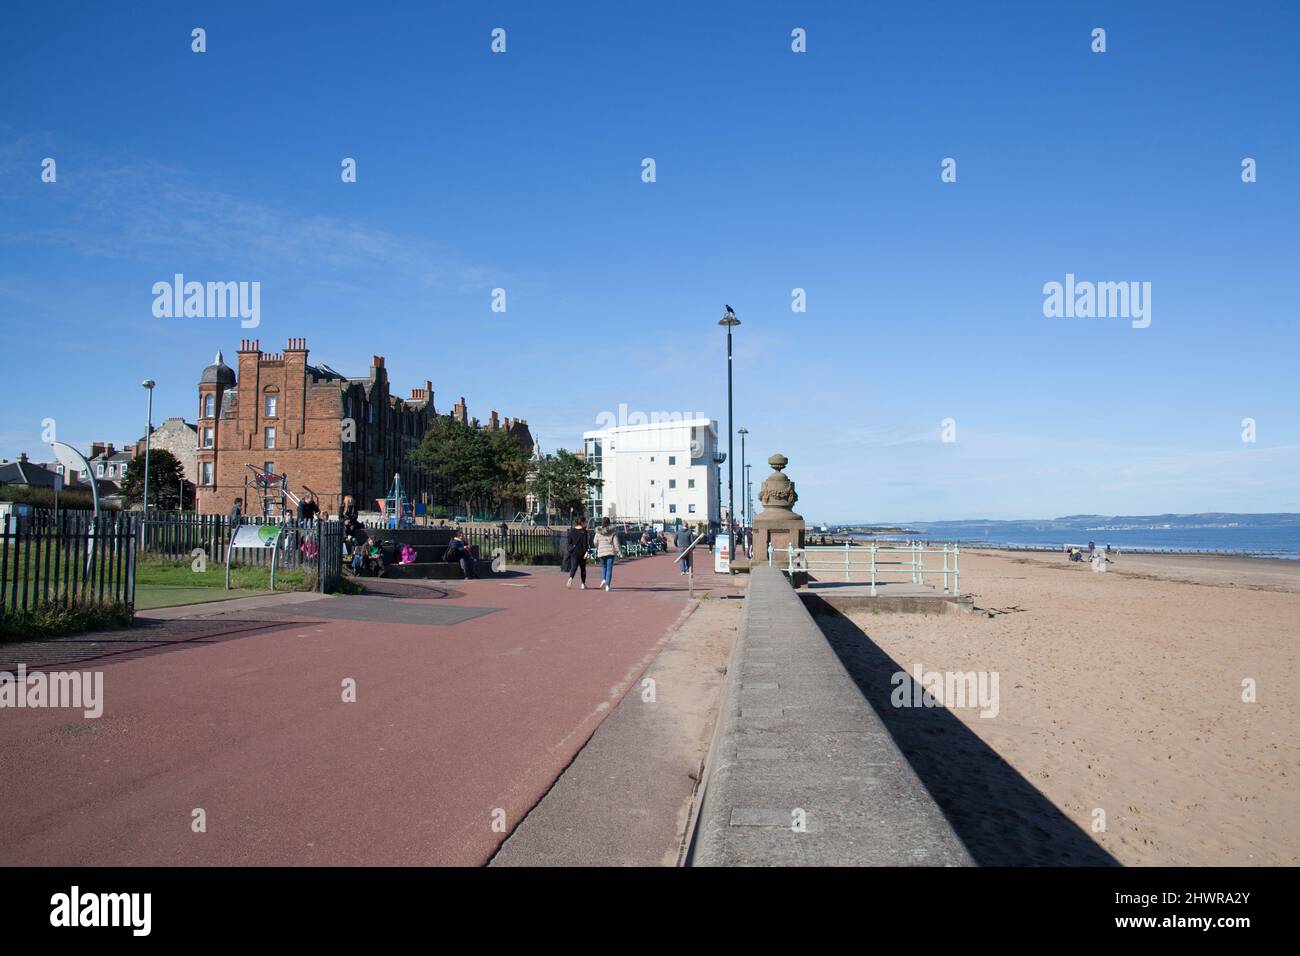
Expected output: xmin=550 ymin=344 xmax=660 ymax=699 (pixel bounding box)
xmin=0 ymin=552 xmax=739 ymax=866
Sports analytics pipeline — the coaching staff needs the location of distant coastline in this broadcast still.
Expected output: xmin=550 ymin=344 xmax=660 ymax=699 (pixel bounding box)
xmin=831 ymin=513 xmax=1300 ymax=560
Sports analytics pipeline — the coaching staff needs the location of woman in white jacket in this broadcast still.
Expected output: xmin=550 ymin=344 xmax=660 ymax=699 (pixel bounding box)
xmin=592 ymin=518 xmax=623 ymax=591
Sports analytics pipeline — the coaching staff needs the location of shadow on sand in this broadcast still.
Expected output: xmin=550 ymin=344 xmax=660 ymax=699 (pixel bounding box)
xmin=806 ymin=597 xmax=1119 ymax=866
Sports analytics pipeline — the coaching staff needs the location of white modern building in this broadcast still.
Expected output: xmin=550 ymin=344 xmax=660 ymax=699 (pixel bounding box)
xmin=583 ymin=417 xmax=722 ymax=526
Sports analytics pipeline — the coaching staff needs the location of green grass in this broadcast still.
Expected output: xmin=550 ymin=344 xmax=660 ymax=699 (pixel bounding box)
xmin=136 ymin=558 xmax=316 ymax=591
xmin=133 ymin=586 xmax=265 ymax=610
xmin=131 ymin=559 xmax=318 ymax=609
xmin=132 ymin=558 xmax=366 ymax=608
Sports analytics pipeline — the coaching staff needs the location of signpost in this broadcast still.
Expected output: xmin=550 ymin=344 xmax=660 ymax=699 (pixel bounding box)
xmin=714 ymin=532 xmax=731 ymax=574
xmin=49 ymin=441 xmax=99 ymax=577
xmin=225 ymin=522 xmax=285 ymax=590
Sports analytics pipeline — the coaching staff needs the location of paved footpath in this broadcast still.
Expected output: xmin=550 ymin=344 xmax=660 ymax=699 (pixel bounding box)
xmin=0 ymin=553 xmax=739 ymax=866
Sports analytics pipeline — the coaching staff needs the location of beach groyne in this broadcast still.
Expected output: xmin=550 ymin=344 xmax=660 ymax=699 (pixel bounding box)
xmin=687 ymin=566 xmax=972 ymax=866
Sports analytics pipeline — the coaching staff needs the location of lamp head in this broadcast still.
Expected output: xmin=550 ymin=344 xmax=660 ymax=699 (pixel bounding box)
xmin=142 ymin=379 xmax=155 ymax=389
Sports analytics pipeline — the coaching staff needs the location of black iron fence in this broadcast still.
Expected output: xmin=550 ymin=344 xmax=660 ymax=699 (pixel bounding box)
xmin=139 ymin=513 xmax=307 ymax=567
xmin=463 ymin=527 xmax=568 ymax=565
xmin=315 ymin=520 xmax=345 ymax=592
xmin=137 ymin=513 xmax=345 ymax=592
xmin=1 ymin=510 xmax=138 ymax=620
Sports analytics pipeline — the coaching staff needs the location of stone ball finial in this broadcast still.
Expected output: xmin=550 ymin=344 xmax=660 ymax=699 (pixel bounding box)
xmin=768 ymin=453 xmax=788 ymax=471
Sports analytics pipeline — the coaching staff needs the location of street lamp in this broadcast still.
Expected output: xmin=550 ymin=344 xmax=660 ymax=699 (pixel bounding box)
xmin=141 ymin=379 xmax=155 ymax=514
xmin=745 ymin=463 xmax=754 ymax=531
xmin=719 ymin=306 xmax=740 ymax=564
xmin=737 ymin=427 xmax=748 ymax=529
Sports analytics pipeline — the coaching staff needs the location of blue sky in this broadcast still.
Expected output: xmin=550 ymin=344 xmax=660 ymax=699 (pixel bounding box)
xmin=1 ymin=0 xmax=1296 ymax=522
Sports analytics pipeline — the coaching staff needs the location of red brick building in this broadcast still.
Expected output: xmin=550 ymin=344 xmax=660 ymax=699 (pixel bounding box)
xmin=194 ymin=338 xmax=531 ymax=517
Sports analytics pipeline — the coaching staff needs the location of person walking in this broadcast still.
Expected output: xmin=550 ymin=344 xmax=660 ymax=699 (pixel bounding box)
xmin=565 ymin=516 xmax=589 ymax=589
xmin=593 ymin=517 xmax=622 ymax=591
xmin=674 ymin=524 xmax=694 ymax=575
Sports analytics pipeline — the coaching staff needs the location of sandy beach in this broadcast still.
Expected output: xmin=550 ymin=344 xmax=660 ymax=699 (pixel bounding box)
xmin=816 ymin=549 xmax=1299 ymax=866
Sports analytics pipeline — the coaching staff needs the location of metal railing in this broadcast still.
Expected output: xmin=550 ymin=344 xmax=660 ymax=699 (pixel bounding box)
xmin=769 ymin=541 xmax=960 ymax=596
xmin=137 ymin=512 xmax=346 ymax=592
xmin=2 ymin=510 xmax=139 ymax=620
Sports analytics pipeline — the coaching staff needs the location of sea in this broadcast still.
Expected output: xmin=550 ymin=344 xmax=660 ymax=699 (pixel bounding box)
xmin=847 ymin=522 xmax=1300 ymax=560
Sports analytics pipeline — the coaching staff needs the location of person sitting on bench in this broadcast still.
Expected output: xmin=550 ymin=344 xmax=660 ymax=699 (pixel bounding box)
xmin=445 ymin=530 xmax=477 ymax=579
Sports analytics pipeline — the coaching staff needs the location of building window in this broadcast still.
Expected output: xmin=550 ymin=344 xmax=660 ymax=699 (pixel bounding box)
xmin=97 ymin=463 xmax=104 ymax=477
xmin=55 ymin=465 xmax=63 ymax=475
xmin=264 ymin=427 xmax=276 ymax=449
xmin=203 ymin=427 xmax=214 ymax=448
xmin=201 ymin=462 xmax=213 ymax=485
xmin=204 ymin=394 xmax=215 ymax=418
xmin=688 ymin=479 xmax=695 ymax=489
xmin=264 ymin=462 xmax=275 ymax=478
xmin=669 ymin=479 xmax=676 ymax=489
xmin=669 ymin=504 xmax=677 ymax=514
xmin=669 ymin=456 xmax=676 ymax=465
xmin=689 ymin=504 xmax=696 ymax=514
xmin=265 ymin=395 xmax=277 ymax=418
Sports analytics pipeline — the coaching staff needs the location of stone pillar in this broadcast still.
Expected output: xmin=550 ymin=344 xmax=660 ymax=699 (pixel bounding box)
xmin=751 ymin=454 xmax=807 ymax=587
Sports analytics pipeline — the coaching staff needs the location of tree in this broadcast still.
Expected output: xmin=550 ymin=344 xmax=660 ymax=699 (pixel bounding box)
xmin=529 ymin=449 xmax=598 ymax=521
xmin=485 ymin=427 xmax=531 ymax=516
xmin=410 ymin=416 xmax=532 ymax=519
xmin=119 ymin=448 xmax=187 ymax=510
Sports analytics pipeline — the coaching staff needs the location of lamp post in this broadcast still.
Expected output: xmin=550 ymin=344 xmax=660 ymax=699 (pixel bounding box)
xmin=141 ymin=380 xmax=155 ymax=514
xmin=719 ymin=306 xmax=740 ymax=563
xmin=737 ymin=427 xmax=748 ymax=529
xmin=745 ymin=462 xmax=753 ymax=529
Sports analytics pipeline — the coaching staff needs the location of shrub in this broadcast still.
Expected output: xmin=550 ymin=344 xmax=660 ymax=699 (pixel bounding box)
xmin=0 ymin=601 xmax=133 ymax=643
xmin=0 ymin=486 xmax=97 ymax=510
